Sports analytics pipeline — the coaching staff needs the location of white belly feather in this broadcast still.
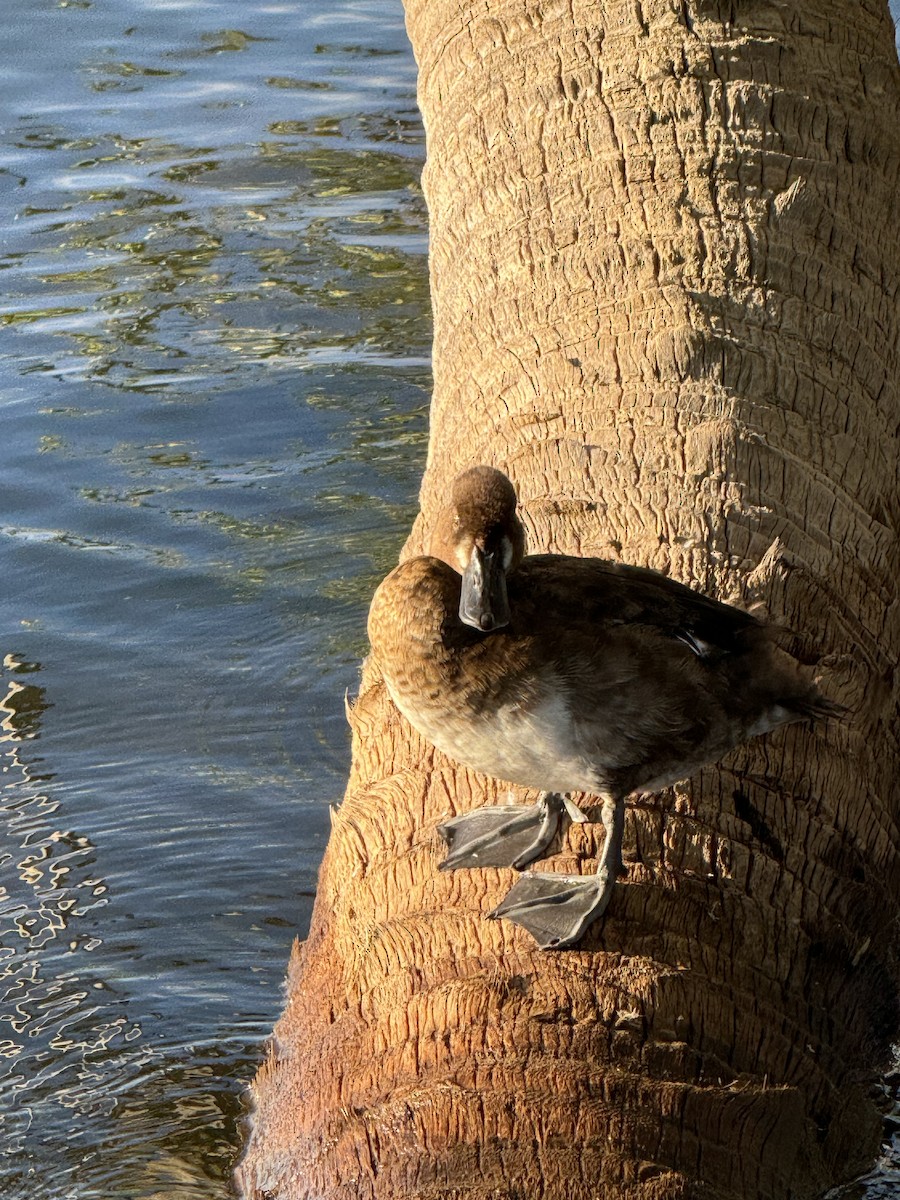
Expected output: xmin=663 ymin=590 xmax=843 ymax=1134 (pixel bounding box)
xmin=390 ymin=685 xmax=604 ymax=796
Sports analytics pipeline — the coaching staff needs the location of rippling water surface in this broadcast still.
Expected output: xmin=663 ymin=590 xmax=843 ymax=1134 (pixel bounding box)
xmin=0 ymin=1 xmax=427 ymax=1194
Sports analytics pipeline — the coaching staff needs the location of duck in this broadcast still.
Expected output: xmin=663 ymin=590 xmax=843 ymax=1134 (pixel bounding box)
xmin=367 ymin=465 xmax=843 ymax=950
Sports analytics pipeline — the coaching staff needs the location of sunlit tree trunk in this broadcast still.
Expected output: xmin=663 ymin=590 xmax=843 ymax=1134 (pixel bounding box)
xmin=238 ymin=2 xmax=900 ymax=1196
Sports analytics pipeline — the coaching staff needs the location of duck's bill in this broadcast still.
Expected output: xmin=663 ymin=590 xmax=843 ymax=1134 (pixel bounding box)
xmin=459 ymin=546 xmax=510 ymax=631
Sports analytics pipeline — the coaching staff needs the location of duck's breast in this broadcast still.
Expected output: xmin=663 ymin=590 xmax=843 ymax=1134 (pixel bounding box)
xmin=406 ymin=680 xmax=611 ymax=795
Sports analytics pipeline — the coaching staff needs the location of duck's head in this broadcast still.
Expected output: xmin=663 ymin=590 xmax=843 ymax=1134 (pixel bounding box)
xmin=430 ymin=466 xmax=526 ymax=632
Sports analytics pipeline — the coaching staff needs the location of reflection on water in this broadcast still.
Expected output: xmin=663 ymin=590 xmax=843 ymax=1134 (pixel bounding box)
xmin=0 ymin=656 xmax=151 ymax=1189
xmin=0 ymin=0 xmax=427 ymax=1194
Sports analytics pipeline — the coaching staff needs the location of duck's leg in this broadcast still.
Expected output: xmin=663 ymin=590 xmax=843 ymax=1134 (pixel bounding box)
xmin=438 ymin=792 xmax=588 ymax=871
xmin=488 ymin=795 xmax=625 ymax=949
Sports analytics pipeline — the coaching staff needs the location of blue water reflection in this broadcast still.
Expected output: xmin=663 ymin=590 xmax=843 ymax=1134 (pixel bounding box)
xmin=0 ymin=0 xmax=427 ymax=1193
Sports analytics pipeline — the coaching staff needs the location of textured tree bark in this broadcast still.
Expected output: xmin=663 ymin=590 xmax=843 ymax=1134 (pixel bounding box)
xmin=238 ymin=2 xmax=900 ymax=1197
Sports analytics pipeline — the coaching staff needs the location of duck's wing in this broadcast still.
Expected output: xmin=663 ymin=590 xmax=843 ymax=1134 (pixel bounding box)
xmin=517 ymin=556 xmax=762 ymax=656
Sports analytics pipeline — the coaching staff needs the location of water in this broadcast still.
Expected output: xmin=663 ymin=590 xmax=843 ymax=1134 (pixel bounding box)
xmin=2 ymin=2 xmax=898 ymax=1198
xmin=0 ymin=1 xmax=428 ymax=1195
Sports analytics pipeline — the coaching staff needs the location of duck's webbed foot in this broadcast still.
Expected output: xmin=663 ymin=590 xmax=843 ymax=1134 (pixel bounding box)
xmin=488 ymin=796 xmax=624 ymax=949
xmin=438 ymin=791 xmax=587 ymax=871
xmin=488 ymin=869 xmax=614 ymax=949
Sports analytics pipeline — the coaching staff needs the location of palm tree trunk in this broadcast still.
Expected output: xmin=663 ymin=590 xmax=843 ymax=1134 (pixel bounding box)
xmin=238 ymin=2 xmax=900 ymax=1197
